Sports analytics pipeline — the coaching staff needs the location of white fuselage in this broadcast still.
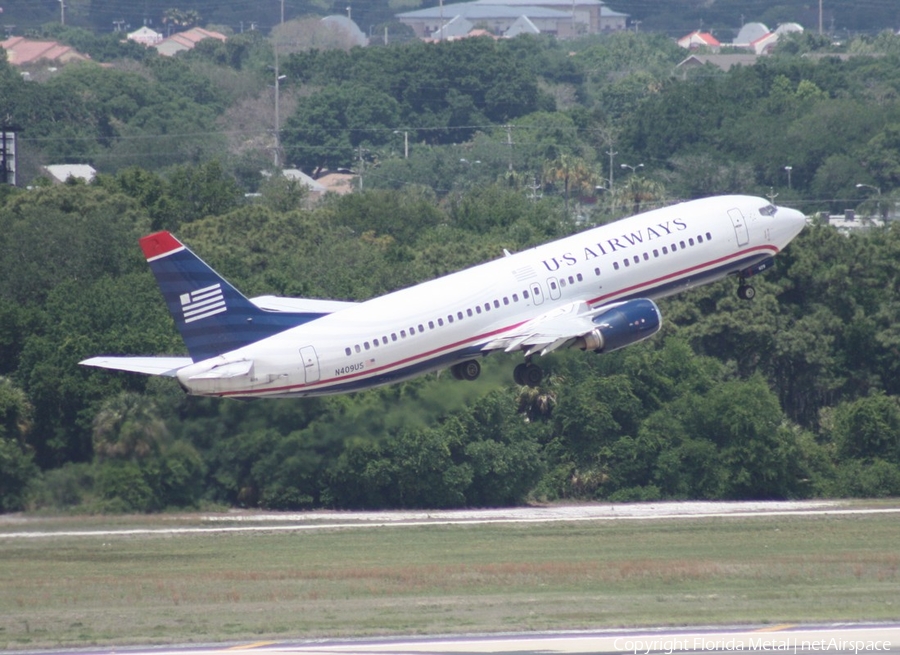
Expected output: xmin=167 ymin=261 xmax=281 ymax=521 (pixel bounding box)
xmin=176 ymin=195 xmax=806 ymax=398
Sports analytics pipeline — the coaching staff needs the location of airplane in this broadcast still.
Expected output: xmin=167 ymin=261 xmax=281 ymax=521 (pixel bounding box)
xmin=81 ymin=195 xmax=806 ymax=398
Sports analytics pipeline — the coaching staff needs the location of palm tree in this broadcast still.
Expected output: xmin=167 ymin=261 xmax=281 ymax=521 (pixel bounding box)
xmin=92 ymin=392 xmax=169 ymax=462
xmin=613 ymin=174 xmax=667 ymax=215
xmin=543 ymin=154 xmax=598 ymax=216
xmin=516 ymin=372 xmax=560 ymax=422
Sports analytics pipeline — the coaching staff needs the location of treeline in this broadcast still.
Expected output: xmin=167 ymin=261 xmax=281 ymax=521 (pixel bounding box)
xmin=3 ymin=31 xmax=900 ymax=512
xmin=1 ymin=174 xmax=900 ymax=513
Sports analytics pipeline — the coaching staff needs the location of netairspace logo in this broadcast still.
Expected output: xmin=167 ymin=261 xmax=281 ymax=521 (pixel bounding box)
xmin=613 ymin=637 xmax=892 ymax=655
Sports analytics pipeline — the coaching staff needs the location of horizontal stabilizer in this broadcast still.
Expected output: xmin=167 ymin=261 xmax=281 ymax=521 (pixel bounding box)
xmin=80 ymin=356 xmax=193 ymax=377
xmin=187 ymin=360 xmax=253 ymax=380
xmin=250 ymin=295 xmax=358 ymax=313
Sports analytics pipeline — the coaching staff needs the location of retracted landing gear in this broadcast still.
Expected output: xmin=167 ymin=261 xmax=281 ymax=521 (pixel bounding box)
xmin=450 ymin=359 xmax=481 ymax=381
xmin=513 ymin=361 xmax=543 ymax=387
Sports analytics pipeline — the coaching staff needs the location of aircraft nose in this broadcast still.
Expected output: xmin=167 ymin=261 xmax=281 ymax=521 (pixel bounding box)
xmin=776 ymin=205 xmax=807 ymax=238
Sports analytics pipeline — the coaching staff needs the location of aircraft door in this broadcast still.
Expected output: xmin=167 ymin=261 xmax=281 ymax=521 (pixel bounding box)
xmin=530 ymin=282 xmax=545 ymax=305
xmin=299 ymin=346 xmax=320 ymax=384
xmin=728 ymin=208 xmax=750 ymax=247
xmin=547 ymin=277 xmax=562 ymax=300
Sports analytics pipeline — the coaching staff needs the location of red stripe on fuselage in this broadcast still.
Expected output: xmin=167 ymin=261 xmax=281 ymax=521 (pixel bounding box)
xmin=213 ymin=244 xmax=779 ymax=398
xmin=588 ymin=244 xmax=779 ymax=305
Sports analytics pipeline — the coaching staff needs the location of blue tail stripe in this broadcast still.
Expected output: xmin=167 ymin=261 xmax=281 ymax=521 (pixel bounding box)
xmin=147 ymin=246 xmax=320 ymax=362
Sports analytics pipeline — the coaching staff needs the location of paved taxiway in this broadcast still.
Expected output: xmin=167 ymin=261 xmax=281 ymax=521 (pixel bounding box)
xmin=3 ymin=500 xmax=900 ymax=540
xmin=16 ymin=624 xmax=899 ymax=655
xmin=251 ymin=623 xmax=898 ymax=654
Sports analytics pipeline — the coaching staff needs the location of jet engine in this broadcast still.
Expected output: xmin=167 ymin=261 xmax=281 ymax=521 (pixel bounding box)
xmin=574 ymin=298 xmax=661 ymax=353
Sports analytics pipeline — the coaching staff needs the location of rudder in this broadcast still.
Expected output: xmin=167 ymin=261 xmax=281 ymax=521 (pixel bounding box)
xmin=140 ymin=231 xmax=321 ymax=362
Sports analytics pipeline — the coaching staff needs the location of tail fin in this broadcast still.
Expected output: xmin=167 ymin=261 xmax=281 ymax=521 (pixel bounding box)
xmin=140 ymin=231 xmax=321 ymax=362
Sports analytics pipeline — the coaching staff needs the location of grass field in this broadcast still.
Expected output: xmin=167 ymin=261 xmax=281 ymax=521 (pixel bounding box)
xmin=1 ymin=506 xmax=899 ymax=649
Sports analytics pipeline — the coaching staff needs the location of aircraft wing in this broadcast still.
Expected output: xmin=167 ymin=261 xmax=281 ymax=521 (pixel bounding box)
xmin=80 ymin=356 xmax=194 ymax=377
xmin=482 ymin=300 xmax=619 ymax=357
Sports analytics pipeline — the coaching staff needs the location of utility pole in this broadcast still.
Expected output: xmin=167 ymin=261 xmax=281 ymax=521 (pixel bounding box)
xmin=819 ymin=0 xmax=823 ymax=35
xmin=606 ymin=147 xmax=617 ymax=189
xmin=505 ymin=124 xmax=514 ymax=172
xmin=113 ymin=19 xmax=126 ymax=32
xmin=273 ymin=42 xmax=285 ymax=168
xmin=280 ymin=0 xmax=284 ymax=24
xmin=59 ymin=0 xmax=65 ymax=25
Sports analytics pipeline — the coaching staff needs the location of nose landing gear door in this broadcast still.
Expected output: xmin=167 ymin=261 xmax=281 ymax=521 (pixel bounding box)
xmin=728 ymin=208 xmax=750 ymax=247
xmin=299 ymin=346 xmax=320 ymax=384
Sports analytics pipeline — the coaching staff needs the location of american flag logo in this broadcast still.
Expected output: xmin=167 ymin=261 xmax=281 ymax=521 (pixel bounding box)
xmin=180 ymin=283 xmax=226 ymax=323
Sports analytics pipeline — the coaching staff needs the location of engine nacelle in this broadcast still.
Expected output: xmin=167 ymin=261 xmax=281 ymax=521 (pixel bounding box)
xmin=578 ymin=298 xmax=662 ymax=353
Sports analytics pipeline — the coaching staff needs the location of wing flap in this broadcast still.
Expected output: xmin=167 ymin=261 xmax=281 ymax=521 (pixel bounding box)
xmin=80 ymin=356 xmax=193 ymax=377
xmin=485 ymin=301 xmax=627 ymax=356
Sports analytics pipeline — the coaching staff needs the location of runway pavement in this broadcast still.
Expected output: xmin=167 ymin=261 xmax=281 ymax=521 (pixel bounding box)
xmin=251 ymin=623 xmax=899 ymax=654
xmin=3 ymin=500 xmax=900 ymax=540
xmin=13 ymin=623 xmax=899 ymax=655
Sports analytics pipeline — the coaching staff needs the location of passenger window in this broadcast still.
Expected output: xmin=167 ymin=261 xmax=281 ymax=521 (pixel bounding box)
xmin=400 ymin=330 xmax=407 ymax=338
xmin=448 ymin=315 xmax=454 ymax=323
xmin=493 ymin=300 xmax=500 ymax=308
xmin=594 ymin=268 xmax=601 ymax=276
xmin=698 ymin=235 xmax=704 ymax=243
xmin=345 ymin=347 xmax=352 ymax=356
xmin=560 ymin=279 xmax=567 ymax=288
xmin=503 ymin=297 xmax=509 ymax=305
xmin=662 ymin=246 xmax=668 ymax=254
xmin=428 ymin=321 xmax=434 ymax=329
xmin=706 ymin=232 xmax=712 ymax=240
xmin=467 ymin=309 xmax=473 ymax=317
xmin=613 ymin=262 xmax=620 ymax=270
xmin=643 ymin=253 xmax=649 ymax=261
xmin=633 ymin=255 xmax=640 ymax=264
xmin=437 ymin=318 xmax=444 ymax=327
xmin=623 ymin=259 xmax=630 ymax=267
xmin=576 ymin=274 xmax=583 ymax=282
xmin=689 ymin=238 xmax=695 ymax=246
xmin=680 ymin=241 xmax=686 ymax=249
xmin=391 ymin=333 xmax=398 ymax=342
xmin=512 ymin=293 xmax=519 ymax=301
xmin=355 ymin=345 xmax=361 ymax=353
xmin=523 ymin=290 xmax=530 ymax=299
xmin=419 ymin=324 xmax=425 ymax=332
xmin=476 ymin=306 xmax=482 ymax=314
xmin=457 ymin=311 xmax=464 ymax=320
xmin=671 ymin=244 xmax=677 ymax=252
xmin=653 ymin=249 xmax=659 ymax=257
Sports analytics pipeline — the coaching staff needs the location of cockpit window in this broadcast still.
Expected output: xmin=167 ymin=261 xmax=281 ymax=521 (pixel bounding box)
xmin=759 ymin=204 xmax=777 ymax=216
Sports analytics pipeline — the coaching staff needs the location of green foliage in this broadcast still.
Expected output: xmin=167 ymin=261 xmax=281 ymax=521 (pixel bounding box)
xmin=8 ymin=32 xmax=900 ymax=513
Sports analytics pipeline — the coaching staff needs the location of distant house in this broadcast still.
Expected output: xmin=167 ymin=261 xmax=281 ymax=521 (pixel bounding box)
xmin=397 ymin=0 xmax=627 ymax=40
xmin=153 ymin=27 xmax=226 ymax=57
xmin=677 ymin=53 xmax=759 ymax=72
xmin=750 ymin=23 xmax=803 ymax=55
xmin=127 ymin=26 xmax=164 ymax=46
xmin=316 ymin=172 xmax=356 ymax=195
xmin=43 ymin=164 xmax=96 ymax=184
xmin=677 ymin=31 xmax=721 ymax=51
xmin=733 ymin=22 xmax=769 ymax=47
xmin=0 ymin=36 xmax=89 ymax=66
